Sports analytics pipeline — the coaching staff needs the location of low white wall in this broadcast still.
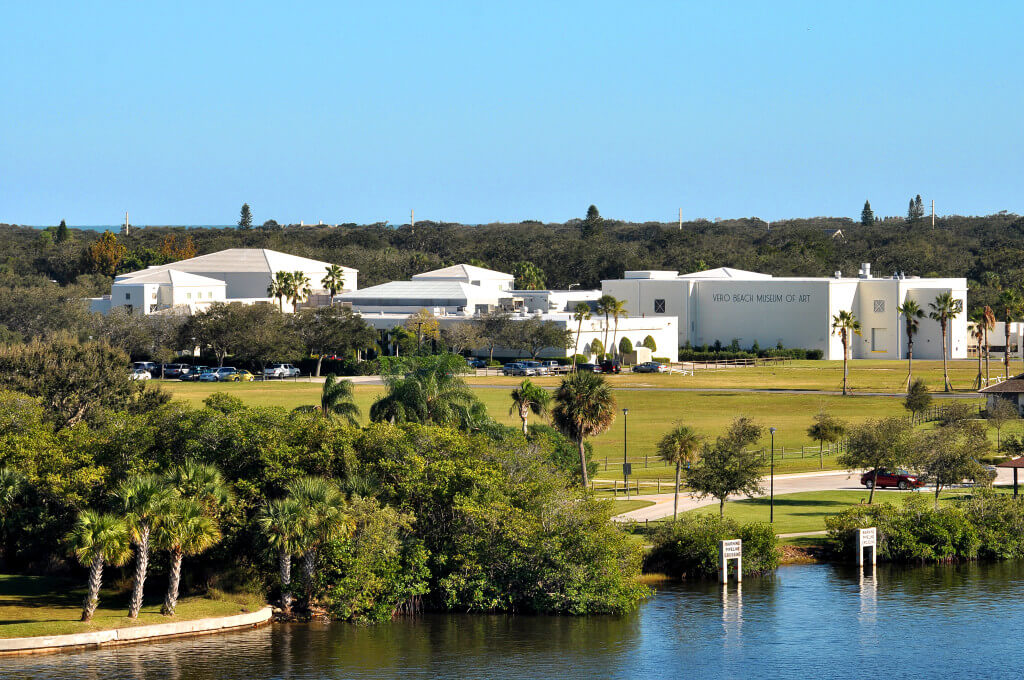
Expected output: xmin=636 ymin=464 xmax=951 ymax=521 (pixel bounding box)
xmin=0 ymin=606 xmax=272 ymax=655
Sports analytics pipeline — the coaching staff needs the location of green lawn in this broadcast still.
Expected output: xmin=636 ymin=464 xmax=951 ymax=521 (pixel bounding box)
xmin=161 ymin=378 xmax=1013 ymax=483
xmin=608 ymin=499 xmax=655 ymax=516
xmin=0 ymin=574 xmax=266 ymax=639
xmin=687 ymin=488 xmax=1008 ymax=535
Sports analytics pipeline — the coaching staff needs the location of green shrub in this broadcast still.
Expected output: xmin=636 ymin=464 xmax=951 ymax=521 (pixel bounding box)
xmin=652 ymin=357 xmax=671 ymax=364
xmin=644 ymin=514 xmax=780 ymax=578
xmin=822 ymin=492 xmax=1024 ymax=564
xmin=641 ymin=335 xmax=657 ymax=351
xmin=618 ymin=337 xmax=633 ymax=354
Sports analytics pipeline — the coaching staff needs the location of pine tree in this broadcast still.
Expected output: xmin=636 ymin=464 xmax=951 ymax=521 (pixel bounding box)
xmin=915 ymin=195 xmax=924 ymax=220
xmin=907 ymin=198 xmax=916 ymax=224
xmin=238 ymin=203 xmax=253 ymax=230
xmin=580 ymin=205 xmax=604 ymax=239
xmin=55 ymin=219 xmax=70 ymax=243
xmin=860 ymin=200 xmax=874 ymax=226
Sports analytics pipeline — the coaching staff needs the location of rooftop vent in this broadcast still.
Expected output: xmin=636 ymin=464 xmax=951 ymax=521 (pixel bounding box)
xmin=858 ymin=263 xmax=872 ymax=279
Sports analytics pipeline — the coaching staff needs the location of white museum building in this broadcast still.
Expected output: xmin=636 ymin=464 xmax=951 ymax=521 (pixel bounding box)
xmin=90 ymin=248 xmax=357 ymax=315
xmin=336 ymin=264 xmax=679 ymax=361
xmin=602 ymin=264 xmax=968 ymax=360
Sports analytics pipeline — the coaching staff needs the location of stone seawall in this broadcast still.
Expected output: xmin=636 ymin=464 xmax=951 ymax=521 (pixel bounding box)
xmin=0 ymin=606 xmax=273 ymax=656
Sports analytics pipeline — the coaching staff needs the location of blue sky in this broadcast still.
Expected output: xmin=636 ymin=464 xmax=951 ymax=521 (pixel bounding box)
xmin=2 ymin=1 xmax=1021 ymax=226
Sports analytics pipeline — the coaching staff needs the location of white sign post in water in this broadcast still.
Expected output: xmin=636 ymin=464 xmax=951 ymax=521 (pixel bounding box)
xmin=856 ymin=527 xmax=877 ymax=567
xmin=719 ymin=539 xmax=742 ymax=584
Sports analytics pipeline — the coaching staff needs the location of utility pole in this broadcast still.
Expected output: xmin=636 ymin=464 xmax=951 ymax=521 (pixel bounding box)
xmin=411 ymin=209 xmax=415 ymax=232
xmin=678 ymin=208 xmax=682 ymax=230
xmin=931 ymin=200 xmax=935 ymax=229
xmin=124 ymin=211 xmax=129 ymax=236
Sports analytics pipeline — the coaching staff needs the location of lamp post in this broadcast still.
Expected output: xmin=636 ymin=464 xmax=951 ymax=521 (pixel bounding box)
xmin=623 ymin=408 xmax=630 ymax=499
xmin=769 ymin=427 xmax=777 ymax=523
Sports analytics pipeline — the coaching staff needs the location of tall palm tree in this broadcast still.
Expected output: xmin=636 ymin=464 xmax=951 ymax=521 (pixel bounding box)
xmin=571 ymin=303 xmax=591 ymax=368
xmin=268 ymin=271 xmax=292 ymax=312
xmin=294 ymin=374 xmax=360 ymax=424
xmin=998 ymin=289 xmax=1023 ymax=379
xmin=257 ymin=497 xmax=302 ymax=615
xmin=117 ymin=475 xmax=173 ymax=618
xmin=595 ymin=295 xmax=618 ymax=360
xmin=983 ymin=305 xmax=996 ymax=385
xmin=286 ymin=476 xmax=351 ymax=607
xmin=607 ymin=298 xmax=629 ymax=359
xmin=929 ymin=292 xmax=963 ymax=392
xmin=288 ymin=271 xmax=313 ymax=310
xmin=657 ymin=425 xmax=703 ymax=520
xmin=68 ymin=510 xmax=132 ymax=621
xmin=896 ymin=299 xmax=924 ymax=390
xmin=831 ymin=311 xmax=861 ymax=396
xmin=370 ymin=355 xmax=485 ymax=430
xmin=969 ymin=309 xmax=987 ymax=390
xmin=155 ymin=497 xmax=220 ymax=616
xmin=509 ymin=379 xmax=551 ymax=436
xmin=552 ymin=371 xmax=617 ymax=488
xmin=321 ymin=264 xmax=347 ymax=297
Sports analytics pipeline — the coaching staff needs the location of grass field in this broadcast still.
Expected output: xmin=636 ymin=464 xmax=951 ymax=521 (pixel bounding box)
xmin=608 ymin=499 xmax=656 ymax=515
xmin=0 ymin=574 xmax=265 ymax=639
xmin=467 ymin=359 xmax=1000 ymax=394
xmin=163 ymin=379 xmax=1001 ymax=482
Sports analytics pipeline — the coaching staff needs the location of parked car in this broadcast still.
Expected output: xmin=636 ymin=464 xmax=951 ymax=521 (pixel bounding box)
xmin=632 ymin=361 xmax=668 ymax=373
xmin=599 ymin=359 xmax=622 ymax=374
xmin=502 ymin=362 xmax=536 ymax=377
xmin=129 ymin=368 xmax=151 ymax=381
xmin=200 ymin=367 xmax=238 ymax=382
xmin=521 ymin=360 xmax=549 ymax=376
xmin=574 ymin=363 xmax=603 ymax=373
xmin=264 ymin=363 xmax=301 ymax=379
xmin=133 ymin=361 xmax=158 ymax=375
xmin=180 ymin=366 xmax=209 ymax=381
xmin=860 ymin=468 xmax=924 ymax=490
xmin=224 ymin=370 xmax=255 ymax=382
xmin=160 ymin=363 xmax=191 ymax=379
xmin=467 ymin=359 xmax=488 ymax=369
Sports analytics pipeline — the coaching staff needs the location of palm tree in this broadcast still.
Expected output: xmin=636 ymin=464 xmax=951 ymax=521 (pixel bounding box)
xmin=164 ymin=460 xmax=234 ymax=516
xmin=929 ymin=292 xmax=963 ymax=392
xmin=268 ymin=271 xmax=292 ymax=312
xmin=509 ymin=379 xmax=551 ymax=436
xmin=321 ymin=264 xmax=347 ymax=297
xmin=370 ymin=355 xmax=485 ymax=430
xmin=571 ymin=303 xmax=591 ymax=369
xmin=969 ymin=309 xmax=987 ymax=390
xmin=0 ymin=467 xmax=21 ymax=510
xmin=607 ymin=298 xmax=629 ymax=359
xmin=595 ymin=295 xmax=618 ymax=360
xmin=294 ymin=374 xmax=360 ymax=424
xmin=68 ymin=510 xmax=132 ymax=621
xmin=831 ymin=311 xmax=861 ymax=395
xmin=257 ymin=497 xmax=302 ymax=615
xmin=656 ymin=425 xmax=703 ymax=520
xmin=552 ymin=371 xmax=617 ymax=488
xmin=896 ymin=299 xmax=924 ymax=390
xmin=983 ymin=305 xmax=996 ymax=385
xmin=288 ymin=271 xmax=313 ymax=310
xmin=998 ymin=289 xmax=1023 ymax=380
xmin=117 ymin=475 xmax=173 ymax=618
xmin=155 ymin=497 xmax=220 ymax=616
xmin=287 ymin=476 xmax=351 ymax=607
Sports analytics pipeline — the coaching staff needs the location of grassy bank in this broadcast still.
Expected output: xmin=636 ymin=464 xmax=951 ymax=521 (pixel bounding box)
xmin=0 ymin=575 xmax=265 ymax=639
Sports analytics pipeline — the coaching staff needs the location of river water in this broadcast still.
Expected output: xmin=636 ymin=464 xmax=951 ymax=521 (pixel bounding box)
xmin=3 ymin=562 xmax=1022 ymax=679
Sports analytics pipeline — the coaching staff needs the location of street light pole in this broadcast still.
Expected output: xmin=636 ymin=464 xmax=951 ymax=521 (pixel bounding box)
xmin=623 ymin=408 xmax=630 ymax=499
xmin=769 ymin=427 xmax=777 ymax=523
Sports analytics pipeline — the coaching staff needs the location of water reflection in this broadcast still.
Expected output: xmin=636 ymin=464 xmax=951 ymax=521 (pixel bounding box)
xmin=5 ymin=562 xmax=1024 ymax=679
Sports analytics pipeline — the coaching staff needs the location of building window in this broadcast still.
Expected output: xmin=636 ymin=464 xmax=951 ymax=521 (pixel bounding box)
xmin=654 ymin=299 xmax=666 ymax=313
xmin=186 ymin=292 xmax=192 ymax=299
xmin=873 ymin=299 xmax=885 ymax=313
xmin=872 ymin=328 xmax=887 ymax=351
xmin=125 ymin=292 xmax=131 ymax=300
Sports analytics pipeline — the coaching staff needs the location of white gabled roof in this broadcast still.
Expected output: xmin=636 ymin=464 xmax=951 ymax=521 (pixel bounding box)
xmin=112 ymin=269 xmax=226 ymax=287
xmin=678 ymin=267 xmax=773 ymax=280
xmin=338 ymin=280 xmax=499 ymax=302
xmin=411 ymin=263 xmax=513 ymax=281
xmin=116 ymin=248 xmax=355 ymax=280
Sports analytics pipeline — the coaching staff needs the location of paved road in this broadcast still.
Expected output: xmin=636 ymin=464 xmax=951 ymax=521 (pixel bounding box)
xmin=612 ymin=468 xmax=1019 ymax=523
